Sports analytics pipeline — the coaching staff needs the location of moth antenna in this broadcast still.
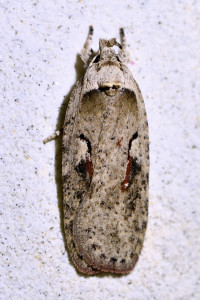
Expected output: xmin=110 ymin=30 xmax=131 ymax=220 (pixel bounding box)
xmin=80 ymin=25 xmax=94 ymax=65
xmin=118 ymin=28 xmax=131 ymax=64
xmin=120 ymin=28 xmax=126 ymax=50
xmin=86 ymin=25 xmax=94 ymax=50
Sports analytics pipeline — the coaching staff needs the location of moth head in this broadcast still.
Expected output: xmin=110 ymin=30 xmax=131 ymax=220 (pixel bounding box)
xmin=98 ymin=38 xmax=121 ymax=62
xmin=92 ymin=39 xmax=129 ymax=67
xmin=84 ymin=33 xmax=133 ymax=95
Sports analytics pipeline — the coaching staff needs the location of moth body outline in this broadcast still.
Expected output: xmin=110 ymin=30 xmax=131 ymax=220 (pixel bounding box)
xmin=62 ymin=26 xmax=149 ymax=274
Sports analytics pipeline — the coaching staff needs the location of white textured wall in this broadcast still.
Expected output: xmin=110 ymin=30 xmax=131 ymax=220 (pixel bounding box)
xmin=1 ymin=1 xmax=200 ymax=299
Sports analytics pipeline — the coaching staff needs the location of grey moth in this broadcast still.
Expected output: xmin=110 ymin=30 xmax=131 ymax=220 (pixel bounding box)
xmin=46 ymin=27 xmax=149 ymax=274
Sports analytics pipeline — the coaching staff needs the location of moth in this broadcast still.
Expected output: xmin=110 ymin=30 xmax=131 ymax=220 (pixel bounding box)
xmin=44 ymin=27 xmax=149 ymax=274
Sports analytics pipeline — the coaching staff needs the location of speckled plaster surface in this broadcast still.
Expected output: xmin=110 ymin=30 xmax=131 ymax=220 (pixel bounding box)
xmin=0 ymin=1 xmax=200 ymax=299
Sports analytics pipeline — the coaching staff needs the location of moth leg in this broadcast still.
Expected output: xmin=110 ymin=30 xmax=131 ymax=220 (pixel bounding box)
xmin=119 ymin=28 xmax=131 ymax=64
xmin=43 ymin=129 xmax=61 ymax=144
xmin=80 ymin=26 xmax=94 ymax=65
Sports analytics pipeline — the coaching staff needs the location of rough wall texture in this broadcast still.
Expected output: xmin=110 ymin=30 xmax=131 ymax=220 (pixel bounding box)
xmin=0 ymin=0 xmax=200 ymax=299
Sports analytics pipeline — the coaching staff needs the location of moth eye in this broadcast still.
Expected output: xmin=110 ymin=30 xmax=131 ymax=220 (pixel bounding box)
xmin=93 ymin=55 xmax=100 ymax=63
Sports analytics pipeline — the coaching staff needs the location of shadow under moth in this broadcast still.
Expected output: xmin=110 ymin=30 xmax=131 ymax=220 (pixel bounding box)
xmin=44 ymin=27 xmax=149 ymax=275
